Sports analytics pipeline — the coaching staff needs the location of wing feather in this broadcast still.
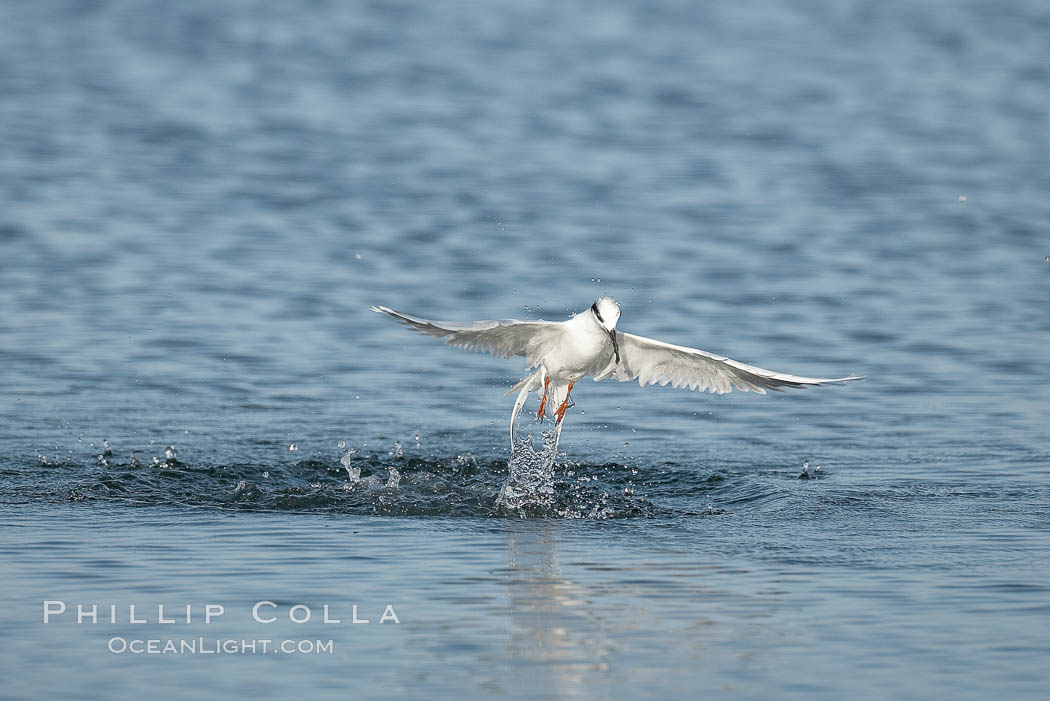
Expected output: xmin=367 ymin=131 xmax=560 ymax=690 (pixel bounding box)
xmin=611 ymin=331 xmax=863 ymax=394
xmin=371 ymin=306 xmax=562 ymax=369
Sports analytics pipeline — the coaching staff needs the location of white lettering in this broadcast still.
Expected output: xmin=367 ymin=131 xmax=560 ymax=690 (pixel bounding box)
xmin=252 ymin=601 xmax=277 ymax=624
xmin=322 ymin=604 xmax=340 ymax=624
xmin=379 ymin=605 xmax=400 ymax=624
xmin=43 ymin=600 xmax=66 ymax=623
xmin=77 ymin=604 xmax=97 ymax=624
xmin=205 ymin=604 xmax=224 ymax=623
xmin=352 ymin=604 xmax=369 ymax=624
xmin=289 ymin=604 xmax=311 ymax=623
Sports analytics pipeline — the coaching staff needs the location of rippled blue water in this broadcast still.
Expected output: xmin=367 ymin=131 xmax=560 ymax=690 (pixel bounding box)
xmin=2 ymin=0 xmax=1049 ymax=698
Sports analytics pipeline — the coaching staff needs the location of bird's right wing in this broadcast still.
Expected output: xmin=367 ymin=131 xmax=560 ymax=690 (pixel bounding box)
xmin=607 ymin=331 xmax=863 ymax=394
xmin=371 ymin=306 xmax=564 ymax=369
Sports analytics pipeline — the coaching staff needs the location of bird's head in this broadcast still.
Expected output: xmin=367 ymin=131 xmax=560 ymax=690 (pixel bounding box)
xmin=590 ymin=297 xmax=621 ymax=331
xmin=590 ymin=297 xmax=621 ymax=363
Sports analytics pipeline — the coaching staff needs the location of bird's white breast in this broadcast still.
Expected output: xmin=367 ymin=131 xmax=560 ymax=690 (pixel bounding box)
xmin=542 ymin=316 xmax=608 ymax=381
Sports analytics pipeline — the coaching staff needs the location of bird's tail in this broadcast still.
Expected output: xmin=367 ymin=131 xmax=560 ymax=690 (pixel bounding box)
xmin=504 ymin=368 xmax=546 ymax=397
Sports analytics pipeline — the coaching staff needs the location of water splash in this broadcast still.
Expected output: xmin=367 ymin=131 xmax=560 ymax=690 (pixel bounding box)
xmin=341 ymin=448 xmax=360 ymax=489
xmin=498 ymin=428 xmax=560 ymax=516
xmin=49 ymin=440 xmax=660 ymax=518
xmin=454 ymin=453 xmax=479 ymax=473
xmin=164 ymin=445 xmax=177 ymax=464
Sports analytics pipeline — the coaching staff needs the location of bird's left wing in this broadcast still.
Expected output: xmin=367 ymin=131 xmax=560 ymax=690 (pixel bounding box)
xmin=371 ymin=306 xmax=563 ymax=369
xmin=603 ymin=331 xmax=863 ymax=394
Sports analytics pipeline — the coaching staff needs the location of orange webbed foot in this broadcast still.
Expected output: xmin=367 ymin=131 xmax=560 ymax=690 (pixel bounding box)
xmin=537 ymin=376 xmax=551 ymax=420
xmin=554 ymin=381 xmax=574 ymax=423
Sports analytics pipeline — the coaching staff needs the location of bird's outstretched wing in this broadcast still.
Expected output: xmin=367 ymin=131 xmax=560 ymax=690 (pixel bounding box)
xmin=604 ymin=331 xmax=863 ymax=394
xmin=371 ymin=306 xmax=563 ymax=369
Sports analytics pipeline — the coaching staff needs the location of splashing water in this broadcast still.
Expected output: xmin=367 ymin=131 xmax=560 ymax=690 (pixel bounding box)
xmin=341 ymin=449 xmax=360 ymax=489
xmin=497 ymin=428 xmax=560 ymax=516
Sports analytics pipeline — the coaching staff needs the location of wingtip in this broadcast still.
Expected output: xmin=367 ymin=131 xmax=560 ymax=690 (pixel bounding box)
xmin=836 ymin=374 xmax=865 ymax=383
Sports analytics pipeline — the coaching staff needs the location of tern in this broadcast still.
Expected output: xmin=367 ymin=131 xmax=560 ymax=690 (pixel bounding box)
xmin=372 ymin=298 xmax=861 ymax=451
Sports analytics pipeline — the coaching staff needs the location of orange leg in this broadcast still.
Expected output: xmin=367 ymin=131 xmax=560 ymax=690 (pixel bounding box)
xmin=537 ymin=376 xmax=551 ymax=420
xmin=554 ymin=381 xmax=575 ymax=423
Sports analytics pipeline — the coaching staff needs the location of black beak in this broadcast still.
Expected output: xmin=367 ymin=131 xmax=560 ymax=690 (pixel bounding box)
xmin=609 ymin=329 xmax=620 ymax=364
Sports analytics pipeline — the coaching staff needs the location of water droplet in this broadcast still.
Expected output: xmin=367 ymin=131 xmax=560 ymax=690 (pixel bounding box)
xmin=288 ymin=444 xmax=298 ymax=451
xmin=337 ymin=441 xmax=346 ymax=449
xmin=152 ymin=456 xmax=160 ymax=466
xmin=354 ymin=253 xmax=362 ymax=260
xmin=129 ymin=451 xmax=139 ymax=468
xmin=707 ymin=503 xmax=714 ymax=515
xmin=102 ymin=440 xmax=112 ymax=458
xmin=164 ymin=445 xmax=177 ymax=464
xmin=624 ymin=484 xmax=635 ymax=496
xmin=814 ymin=465 xmax=822 ymax=473
xmin=390 ymin=441 xmax=403 ymax=459
xmin=386 ymin=466 xmax=400 ymax=489
xmin=262 ymin=470 xmax=269 ymax=478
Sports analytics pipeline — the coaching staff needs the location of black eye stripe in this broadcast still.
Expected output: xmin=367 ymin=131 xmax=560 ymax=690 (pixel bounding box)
xmin=591 ymin=303 xmax=603 ymax=323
